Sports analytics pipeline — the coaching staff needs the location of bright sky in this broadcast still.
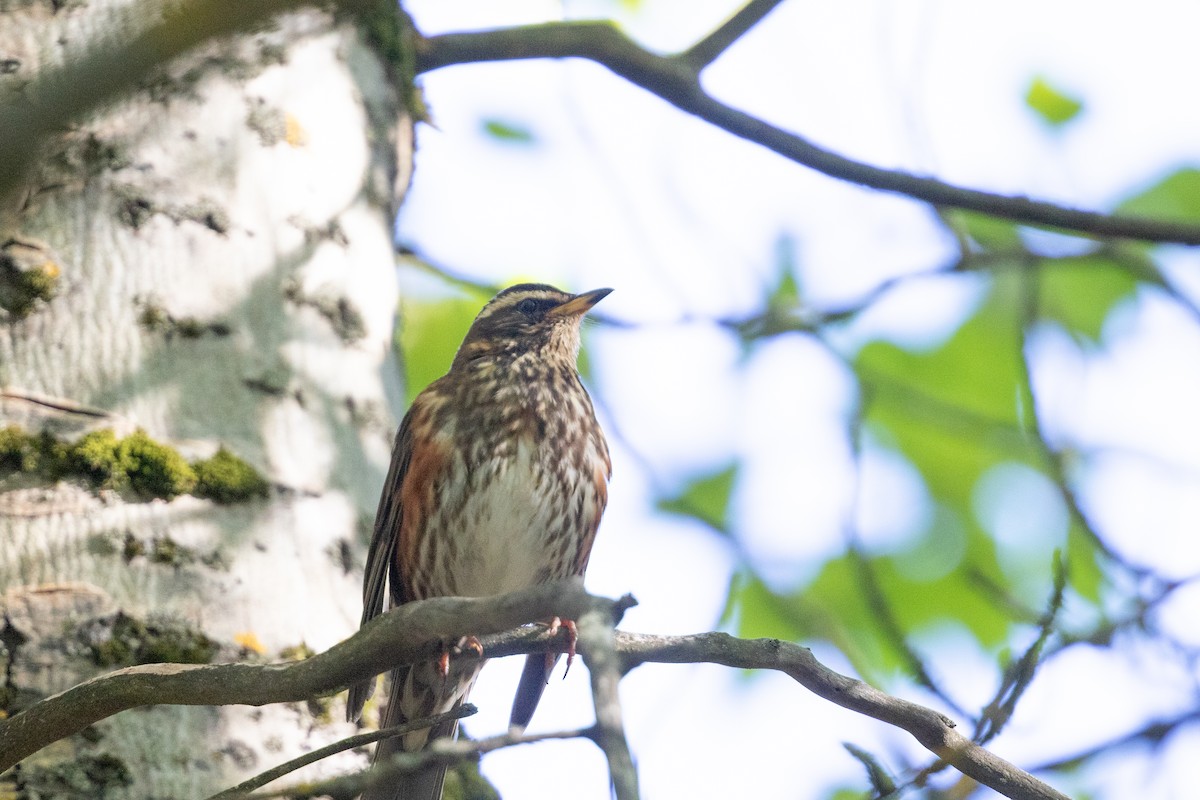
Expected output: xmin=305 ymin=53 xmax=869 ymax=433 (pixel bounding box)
xmin=395 ymin=1 xmax=1200 ymax=798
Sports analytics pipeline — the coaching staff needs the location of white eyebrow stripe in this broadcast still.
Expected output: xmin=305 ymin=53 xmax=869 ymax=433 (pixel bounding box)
xmin=474 ymin=289 xmax=566 ymax=321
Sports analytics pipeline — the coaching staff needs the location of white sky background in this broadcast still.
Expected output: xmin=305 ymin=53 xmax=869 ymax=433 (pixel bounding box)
xmin=394 ymin=1 xmax=1200 ymax=798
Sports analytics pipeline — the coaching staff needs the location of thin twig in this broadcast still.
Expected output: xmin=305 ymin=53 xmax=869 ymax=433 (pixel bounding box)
xmin=681 ymin=0 xmax=788 ymax=69
xmin=849 ymin=547 xmax=974 ymax=722
xmin=974 ymin=556 xmax=1066 ymax=745
xmin=417 ymin=21 xmax=1200 ymax=246
xmin=253 ymin=725 xmax=599 ymax=799
xmin=1028 ymin=708 xmax=1200 ymax=773
xmin=205 ymin=706 xmax=477 ymax=800
xmin=1013 ymin=266 xmax=1131 ymax=567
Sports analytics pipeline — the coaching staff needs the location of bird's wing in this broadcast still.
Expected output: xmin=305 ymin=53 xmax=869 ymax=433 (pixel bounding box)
xmin=355 ymin=402 xmax=471 ymax=800
xmin=346 ymin=410 xmax=415 ymax=723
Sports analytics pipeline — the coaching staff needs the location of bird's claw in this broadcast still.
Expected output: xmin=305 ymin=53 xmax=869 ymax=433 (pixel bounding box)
xmin=436 ymin=636 xmax=484 ymax=680
xmin=543 ymin=617 xmax=578 ymax=680
xmin=437 ymin=648 xmax=450 ymax=679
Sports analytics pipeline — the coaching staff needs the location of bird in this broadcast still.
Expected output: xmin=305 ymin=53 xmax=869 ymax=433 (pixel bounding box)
xmin=347 ymin=283 xmax=612 ymax=800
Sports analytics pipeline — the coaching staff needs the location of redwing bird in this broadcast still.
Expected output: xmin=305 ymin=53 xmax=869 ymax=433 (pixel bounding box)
xmin=348 ymin=284 xmax=612 ymax=800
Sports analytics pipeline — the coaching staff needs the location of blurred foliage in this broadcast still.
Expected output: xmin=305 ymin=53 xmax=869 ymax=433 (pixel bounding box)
xmin=656 ymin=462 xmax=737 ymax=535
xmin=1118 ymin=167 xmax=1200 ymax=222
xmin=667 ymin=171 xmax=1200 ymax=723
xmin=392 ymin=108 xmax=1200 ymax=800
xmin=397 ymin=288 xmax=491 ymax=403
xmin=481 ymin=117 xmax=537 ymax=144
xmin=1037 ymin=257 xmax=1137 ymax=343
xmin=1025 ymin=76 xmax=1084 ymax=127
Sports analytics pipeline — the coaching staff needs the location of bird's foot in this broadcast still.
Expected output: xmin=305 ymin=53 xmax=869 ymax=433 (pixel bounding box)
xmin=544 ymin=617 xmax=578 ymax=679
xmin=456 ymin=635 xmax=484 ymax=658
xmin=436 ymin=636 xmax=484 ymax=679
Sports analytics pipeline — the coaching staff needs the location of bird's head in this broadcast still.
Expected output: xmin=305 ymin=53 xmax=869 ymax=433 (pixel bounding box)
xmin=452 ymin=283 xmax=611 ymax=368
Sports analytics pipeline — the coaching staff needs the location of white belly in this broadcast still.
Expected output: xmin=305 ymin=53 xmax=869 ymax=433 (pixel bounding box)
xmin=432 ymin=438 xmax=587 ymax=597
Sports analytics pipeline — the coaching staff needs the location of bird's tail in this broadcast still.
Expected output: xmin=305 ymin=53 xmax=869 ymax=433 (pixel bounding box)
xmin=509 ymin=652 xmax=561 ymax=731
xmin=360 ymin=662 xmax=480 ymax=800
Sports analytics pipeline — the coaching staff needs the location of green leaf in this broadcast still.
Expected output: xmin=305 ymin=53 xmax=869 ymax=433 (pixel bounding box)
xmin=843 ymin=743 xmax=897 ymax=796
xmin=481 ymin=118 xmax=536 ymax=144
xmin=843 ymin=274 xmax=1063 ymax=665
xmin=398 ymin=292 xmax=490 ymax=404
xmin=656 ymin=462 xmax=738 ymax=535
xmin=1066 ymin=520 xmax=1104 ymax=602
xmin=767 ymin=234 xmax=801 ymax=311
xmin=957 ymin=211 xmax=1023 ymax=251
xmin=1025 ymin=76 xmax=1083 ymax=127
xmin=1117 ymin=168 xmax=1200 ymax=223
xmin=1037 ymin=256 xmax=1137 ymax=343
xmin=855 ymin=274 xmax=1034 ymax=505
xmin=726 ymin=570 xmax=809 ymax=643
xmin=802 ymin=543 xmax=1012 ymax=680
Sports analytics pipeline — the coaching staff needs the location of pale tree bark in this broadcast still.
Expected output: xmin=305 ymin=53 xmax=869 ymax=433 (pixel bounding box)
xmin=0 ymin=1 xmax=412 ymax=797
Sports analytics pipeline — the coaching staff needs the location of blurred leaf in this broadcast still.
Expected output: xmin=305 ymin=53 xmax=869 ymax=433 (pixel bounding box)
xmin=1025 ymin=76 xmax=1083 ymax=127
xmin=481 ymin=118 xmax=536 ymax=144
xmin=398 ymin=291 xmax=490 ymax=404
xmin=826 ymin=790 xmax=871 ymax=800
xmin=855 ymin=273 xmax=1034 ymax=509
xmin=843 ymin=743 xmax=896 ymax=795
xmin=1066 ymin=521 xmax=1103 ymax=602
xmin=957 ymin=211 xmax=1023 ymax=251
xmin=767 ymin=235 xmax=802 ymax=310
xmin=657 ymin=462 xmax=737 ymax=535
xmin=733 ymin=235 xmax=809 ymax=347
xmin=726 ymin=571 xmax=808 ymax=643
xmin=839 ymin=274 xmax=1058 ymax=669
xmin=803 ymin=542 xmax=1012 ymax=680
xmin=1037 ymin=256 xmax=1137 ymax=343
xmin=1117 ymin=167 xmax=1200 ymax=222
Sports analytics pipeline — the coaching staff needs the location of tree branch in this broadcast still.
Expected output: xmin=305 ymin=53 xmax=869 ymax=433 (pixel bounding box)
xmin=416 ymin=20 xmax=1200 ymax=246
xmin=681 ymin=0 xmax=788 ymax=69
xmin=253 ymin=724 xmax=600 ymax=800
xmin=2 ymin=582 xmax=1068 ymax=800
xmin=0 ymin=578 xmax=605 ymax=771
xmin=616 ymin=632 xmax=1070 ymax=800
xmin=205 ymin=706 xmax=477 ymax=800
xmin=578 ymin=607 xmax=640 ymax=800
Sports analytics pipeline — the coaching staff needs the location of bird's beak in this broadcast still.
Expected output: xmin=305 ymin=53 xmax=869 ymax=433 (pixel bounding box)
xmin=549 ymin=287 xmax=613 ymax=318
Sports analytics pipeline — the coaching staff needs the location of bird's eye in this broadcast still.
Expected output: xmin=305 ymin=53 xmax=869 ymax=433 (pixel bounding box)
xmin=515 ymin=298 xmax=541 ymax=316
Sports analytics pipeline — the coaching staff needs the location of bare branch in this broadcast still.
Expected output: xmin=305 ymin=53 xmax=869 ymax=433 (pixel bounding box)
xmin=416 ymin=21 xmax=1200 ymax=246
xmin=205 ymin=706 xmax=477 ymax=800
xmin=681 ymin=0 xmax=788 ymax=70
xmin=1012 ymin=268 xmax=1132 ymax=569
xmin=849 ymin=546 xmax=974 ymax=722
xmin=1028 ymin=708 xmax=1200 ymax=774
xmin=616 ymin=632 xmax=1070 ymax=800
xmin=974 ymin=556 xmax=1066 ymax=745
xmin=578 ymin=607 xmax=641 ymax=800
xmin=256 ymin=725 xmax=599 ymax=800
xmin=0 ymin=578 xmax=603 ymax=771
xmin=1 ymin=582 xmax=1070 ymax=800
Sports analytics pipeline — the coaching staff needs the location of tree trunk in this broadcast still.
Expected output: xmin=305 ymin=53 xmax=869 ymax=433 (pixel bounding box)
xmin=0 ymin=2 xmax=411 ymax=797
